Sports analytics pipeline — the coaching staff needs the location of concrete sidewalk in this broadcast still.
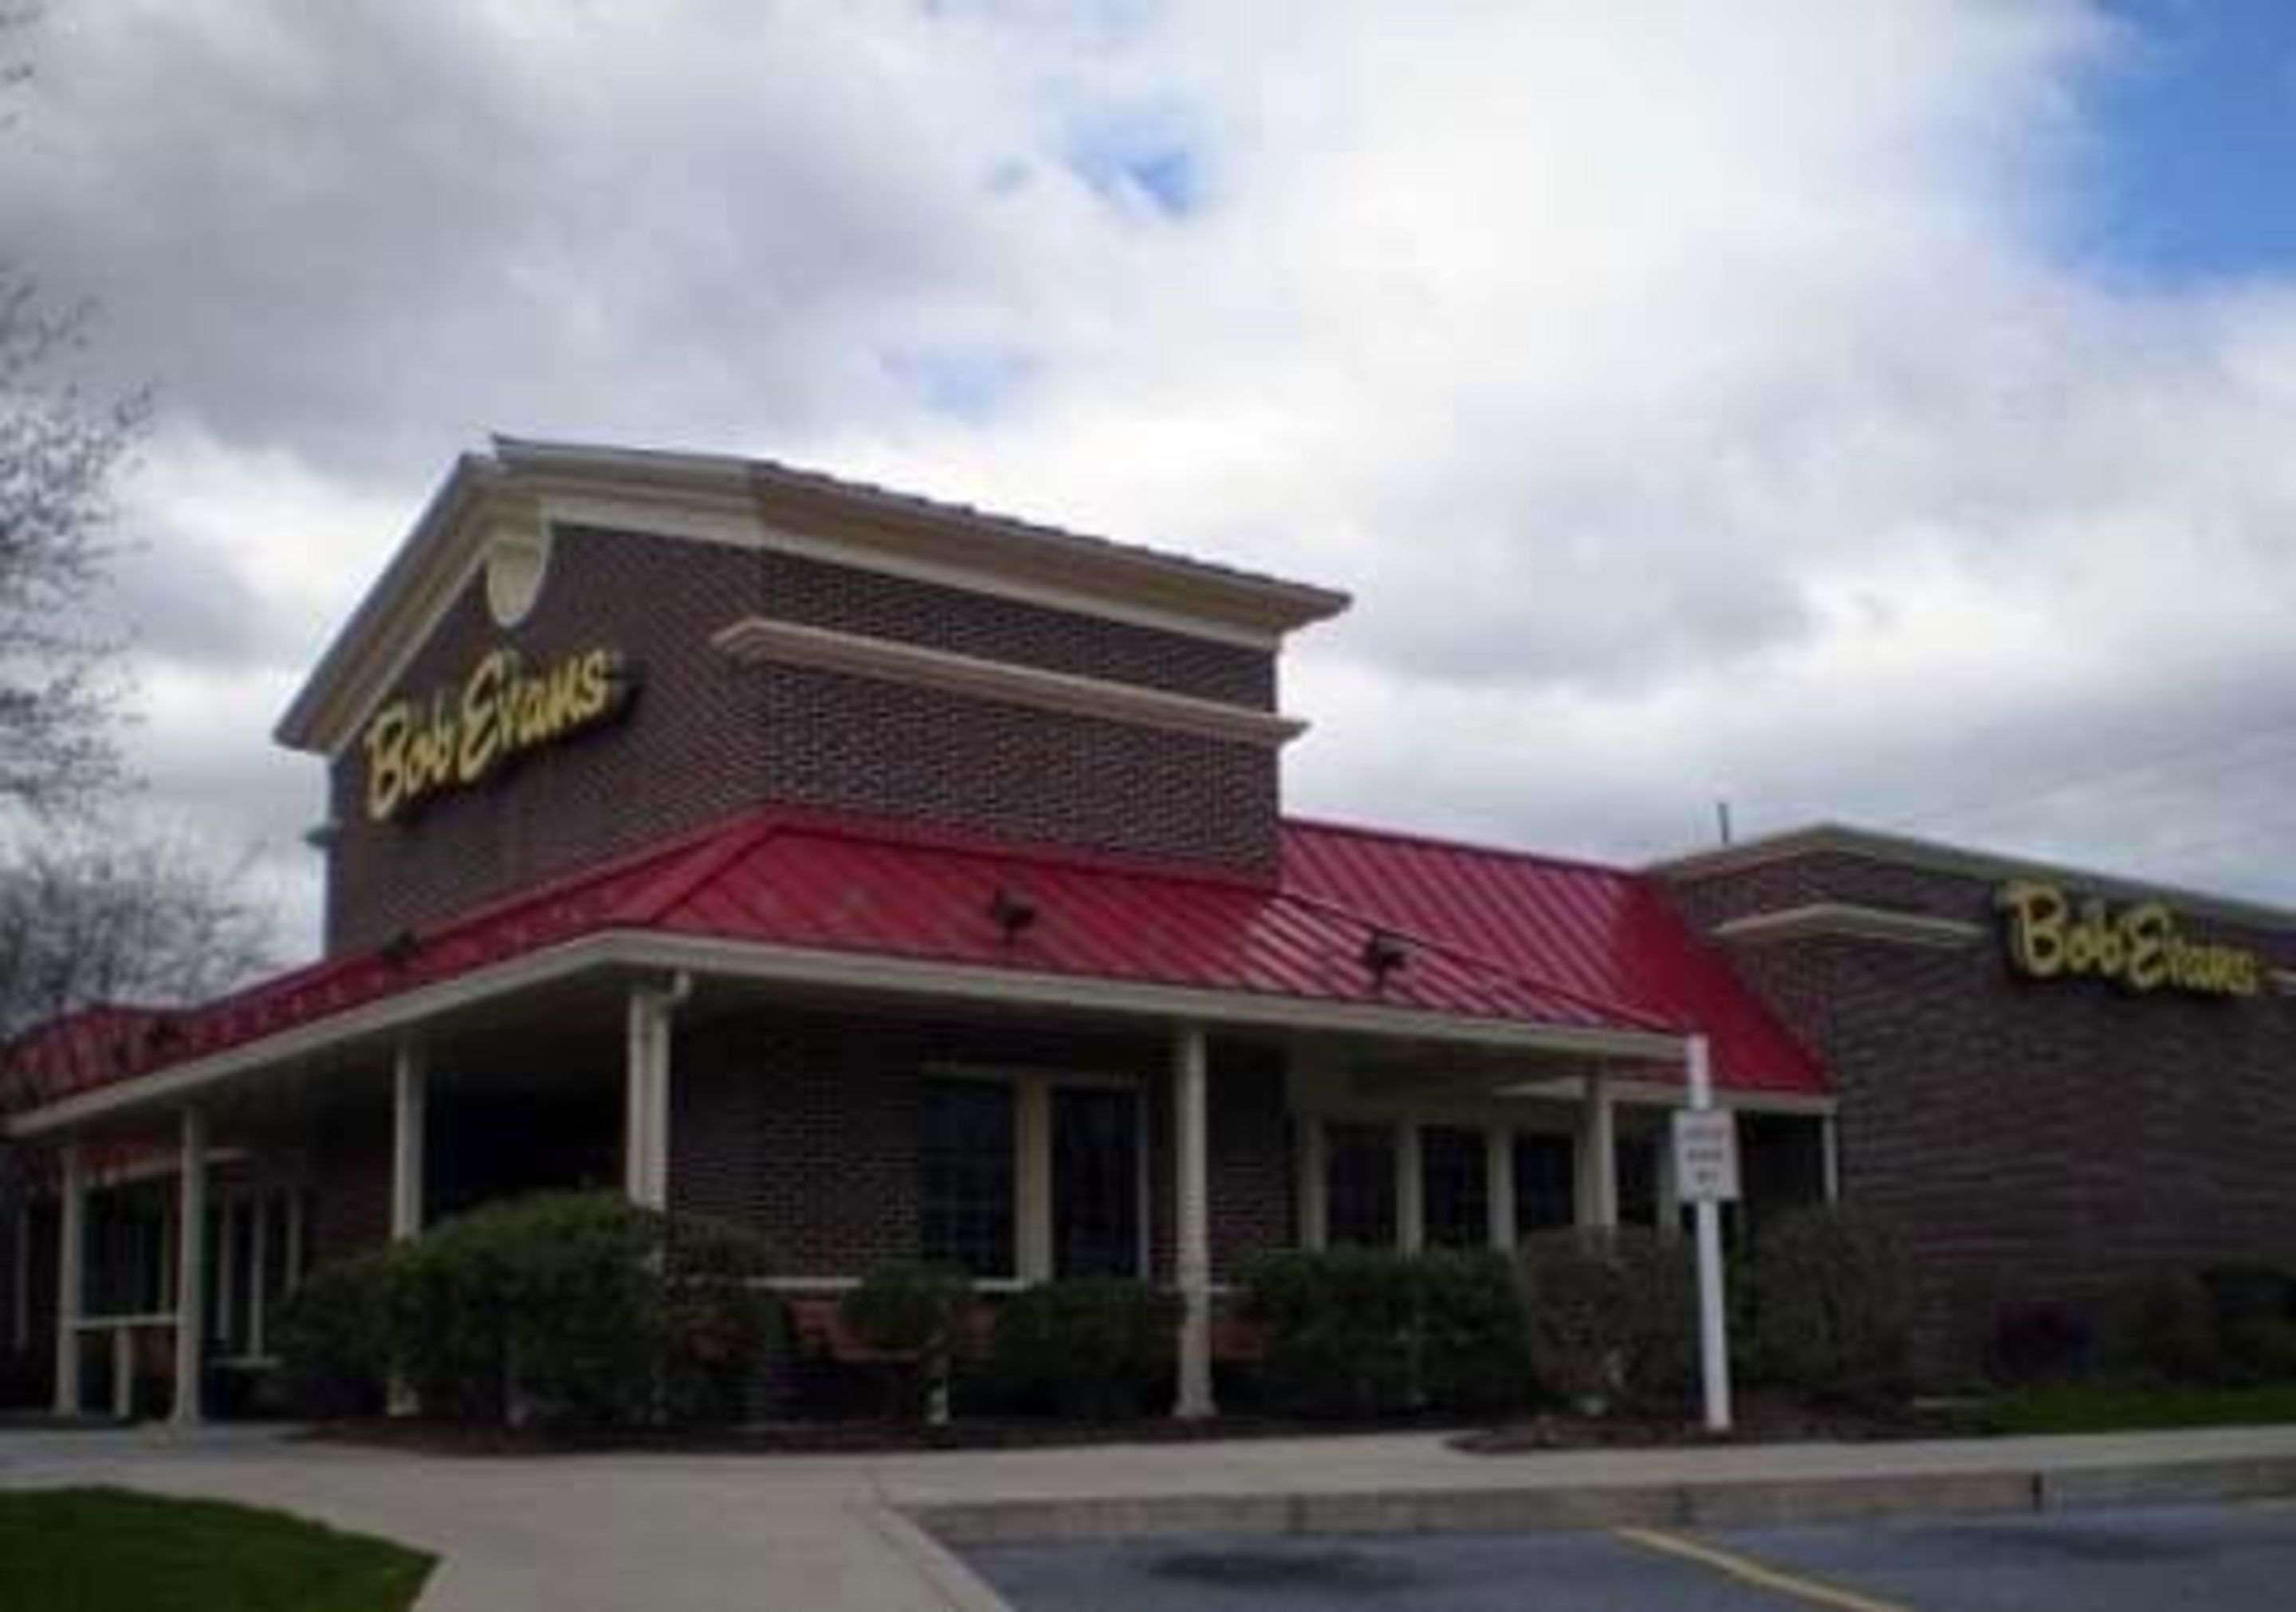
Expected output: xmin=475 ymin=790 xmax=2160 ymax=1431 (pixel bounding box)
xmin=4 ymin=1422 xmax=2296 ymax=1610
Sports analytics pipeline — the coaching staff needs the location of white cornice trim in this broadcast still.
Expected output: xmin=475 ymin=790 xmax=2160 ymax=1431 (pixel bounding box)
xmin=7 ymin=930 xmax=1685 ymax=1138
xmin=278 ymin=440 xmax=1351 ymax=757
xmin=1654 ymin=823 xmax=2296 ymax=935
xmin=501 ymin=438 xmax=1350 ymax=636
xmin=541 ymin=490 xmax=1285 ymax=652
xmin=711 ymin=615 xmax=1307 ymax=749
xmin=1711 ymin=902 xmax=1983 ymax=949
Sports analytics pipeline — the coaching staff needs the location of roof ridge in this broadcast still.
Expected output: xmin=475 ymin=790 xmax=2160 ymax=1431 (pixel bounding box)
xmin=1282 ymin=814 xmax=1642 ymax=883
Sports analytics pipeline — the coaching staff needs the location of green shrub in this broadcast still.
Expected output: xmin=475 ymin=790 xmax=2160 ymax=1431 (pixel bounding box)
xmin=1243 ymin=1247 xmax=1420 ymax=1416
xmin=271 ymin=1251 xmax=399 ymax=1417
xmin=2223 ymin=1318 xmax=2296 ymax=1383
xmin=274 ymin=1192 xmax=782 ymax=1430
xmin=1415 ymin=1249 xmax=1535 ymax=1415
xmin=989 ymin=1279 xmax=1180 ymax=1418
xmin=1516 ymin=1227 xmax=1692 ymax=1414
xmin=1750 ymin=1205 xmax=1913 ymax=1406
xmin=839 ymin=1261 xmax=973 ymax=1423
xmin=2101 ymin=1270 xmax=2223 ymax=1385
xmin=1240 ymin=1247 xmax=1531 ymax=1417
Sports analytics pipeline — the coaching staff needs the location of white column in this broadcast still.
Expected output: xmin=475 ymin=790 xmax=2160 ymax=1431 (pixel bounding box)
xmin=1295 ymin=1116 xmax=1327 ymax=1251
xmin=171 ymin=1106 xmax=207 ymax=1426
xmin=623 ymin=977 xmax=688 ymax=1210
xmin=1821 ymin=1113 xmax=1842 ymax=1202
xmin=1170 ymin=1024 xmax=1215 ymax=1420
xmin=1687 ymin=1035 xmax=1733 ymax=1433
xmin=1014 ymin=1076 xmax=1053 ymax=1283
xmin=391 ymin=1043 xmax=427 ymax=1240
xmin=1395 ymin=1119 xmax=1425 ymax=1252
xmin=112 ymin=1327 xmax=135 ymax=1421
xmin=1576 ymin=1075 xmax=1618 ymax=1229
xmin=248 ymin=1195 xmax=269 ymax=1359
xmin=1485 ymin=1126 xmax=1516 ymax=1252
xmin=53 ymin=1142 xmax=85 ymax=1417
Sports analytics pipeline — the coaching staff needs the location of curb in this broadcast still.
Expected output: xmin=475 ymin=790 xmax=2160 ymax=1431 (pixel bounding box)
xmin=910 ymin=1453 xmax=2296 ymax=1547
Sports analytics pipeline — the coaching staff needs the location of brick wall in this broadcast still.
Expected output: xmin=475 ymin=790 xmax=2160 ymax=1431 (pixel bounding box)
xmin=666 ymin=1010 xmax=1296 ymax=1285
xmin=326 ymin=524 xmax=1282 ymax=953
xmin=1665 ymin=847 xmax=2296 ymax=1378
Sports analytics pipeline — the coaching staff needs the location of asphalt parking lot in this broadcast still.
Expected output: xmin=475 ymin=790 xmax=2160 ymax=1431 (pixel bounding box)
xmin=964 ymin=1500 xmax=2296 ymax=1610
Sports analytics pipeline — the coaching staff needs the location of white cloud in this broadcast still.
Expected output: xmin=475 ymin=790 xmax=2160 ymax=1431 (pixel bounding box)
xmin=10 ymin=0 xmax=2296 ymax=957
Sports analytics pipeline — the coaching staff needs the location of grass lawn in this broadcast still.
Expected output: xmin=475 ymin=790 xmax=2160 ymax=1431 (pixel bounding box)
xmin=1965 ymin=1381 xmax=2296 ymax=1437
xmin=0 ymin=1486 xmax=434 ymax=1612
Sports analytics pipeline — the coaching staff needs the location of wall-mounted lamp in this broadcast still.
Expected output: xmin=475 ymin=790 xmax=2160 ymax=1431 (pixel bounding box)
xmin=989 ymin=885 xmax=1038 ymax=943
xmin=1361 ymin=930 xmax=1409 ymax=989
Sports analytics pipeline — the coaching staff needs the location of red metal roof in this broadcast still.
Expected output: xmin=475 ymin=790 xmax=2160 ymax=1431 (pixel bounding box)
xmin=1280 ymin=818 xmax=1826 ymax=1096
xmin=4 ymin=806 xmax=1825 ymax=1112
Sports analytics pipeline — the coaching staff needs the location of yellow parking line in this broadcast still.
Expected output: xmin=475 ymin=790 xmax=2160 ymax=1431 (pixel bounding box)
xmin=1613 ymin=1526 xmax=1913 ymax=1612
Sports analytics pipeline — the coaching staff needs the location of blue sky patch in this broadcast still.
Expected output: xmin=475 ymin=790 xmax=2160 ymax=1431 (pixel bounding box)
xmin=880 ymin=344 xmax=1037 ymax=422
xmin=2074 ymin=0 xmax=2296 ymax=284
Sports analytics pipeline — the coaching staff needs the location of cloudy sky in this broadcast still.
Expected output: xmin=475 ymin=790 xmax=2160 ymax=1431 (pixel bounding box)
xmin=8 ymin=0 xmax=2296 ymax=956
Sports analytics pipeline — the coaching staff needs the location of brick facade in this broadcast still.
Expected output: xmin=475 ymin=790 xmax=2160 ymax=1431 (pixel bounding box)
xmin=326 ymin=524 xmax=1281 ymax=953
xmin=1665 ymin=845 xmax=2296 ymax=1378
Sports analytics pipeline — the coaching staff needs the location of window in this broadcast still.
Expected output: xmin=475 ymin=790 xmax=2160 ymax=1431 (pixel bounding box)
xmin=1052 ymin=1086 xmax=1142 ymax=1278
xmin=1324 ymin=1123 xmax=1397 ymax=1248
xmin=1514 ymin=1134 xmax=1575 ymax=1235
xmin=1420 ymin=1126 xmax=1488 ymax=1248
xmin=919 ymin=1079 xmax=1015 ymax=1278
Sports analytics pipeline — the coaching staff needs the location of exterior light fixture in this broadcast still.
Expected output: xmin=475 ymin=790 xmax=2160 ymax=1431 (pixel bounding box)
xmin=1362 ymin=930 xmax=1409 ymax=986
xmin=989 ymin=886 xmax=1037 ymax=942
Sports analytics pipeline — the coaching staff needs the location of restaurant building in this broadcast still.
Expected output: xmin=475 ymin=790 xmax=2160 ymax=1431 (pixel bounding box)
xmin=0 ymin=439 xmax=2287 ymax=1417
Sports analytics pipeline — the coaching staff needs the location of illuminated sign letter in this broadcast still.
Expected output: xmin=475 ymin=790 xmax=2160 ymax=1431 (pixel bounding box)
xmin=362 ymin=644 xmax=628 ymax=823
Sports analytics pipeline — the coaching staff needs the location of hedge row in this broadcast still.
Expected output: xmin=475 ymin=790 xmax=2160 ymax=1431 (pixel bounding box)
xmin=273 ymin=1192 xmax=784 ymax=1429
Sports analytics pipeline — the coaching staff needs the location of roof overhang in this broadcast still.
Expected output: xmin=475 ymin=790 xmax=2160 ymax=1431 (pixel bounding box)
xmin=277 ymin=438 xmax=1353 ymax=757
xmin=6 ymin=929 xmax=1689 ymax=1140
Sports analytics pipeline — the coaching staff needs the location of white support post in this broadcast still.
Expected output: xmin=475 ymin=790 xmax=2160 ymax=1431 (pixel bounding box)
xmin=1821 ymin=1113 xmax=1842 ymax=1203
xmin=112 ymin=1327 xmax=135 ymax=1421
xmin=1171 ymin=1024 xmax=1215 ymax=1421
xmin=171 ymin=1106 xmax=207 ymax=1426
xmin=54 ymin=1142 xmax=85 ymax=1417
xmin=1485 ymin=1126 xmax=1517 ymax=1252
xmin=388 ymin=1044 xmax=426 ymax=1418
xmin=1395 ymin=1119 xmax=1425 ymax=1253
xmin=623 ymin=976 xmax=689 ymax=1210
xmin=1577 ymin=1075 xmax=1618 ymax=1229
xmin=1687 ymin=1035 xmax=1733 ymax=1434
xmin=391 ymin=1044 xmax=427 ymax=1241
xmin=1014 ymin=1076 xmax=1053 ymax=1283
xmin=1295 ymin=1116 xmax=1327 ymax=1251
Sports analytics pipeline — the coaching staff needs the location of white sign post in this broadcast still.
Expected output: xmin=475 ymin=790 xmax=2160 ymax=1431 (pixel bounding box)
xmin=1676 ymin=1035 xmax=1736 ymax=1433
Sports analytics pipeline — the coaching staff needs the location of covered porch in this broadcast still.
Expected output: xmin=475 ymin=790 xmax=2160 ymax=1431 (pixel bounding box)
xmin=5 ymin=931 xmax=1829 ymax=1424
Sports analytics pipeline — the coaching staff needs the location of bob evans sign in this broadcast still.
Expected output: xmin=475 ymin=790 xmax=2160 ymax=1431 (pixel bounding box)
xmin=1995 ymin=879 xmax=2262 ymax=999
xmin=363 ymin=646 xmax=627 ymax=822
